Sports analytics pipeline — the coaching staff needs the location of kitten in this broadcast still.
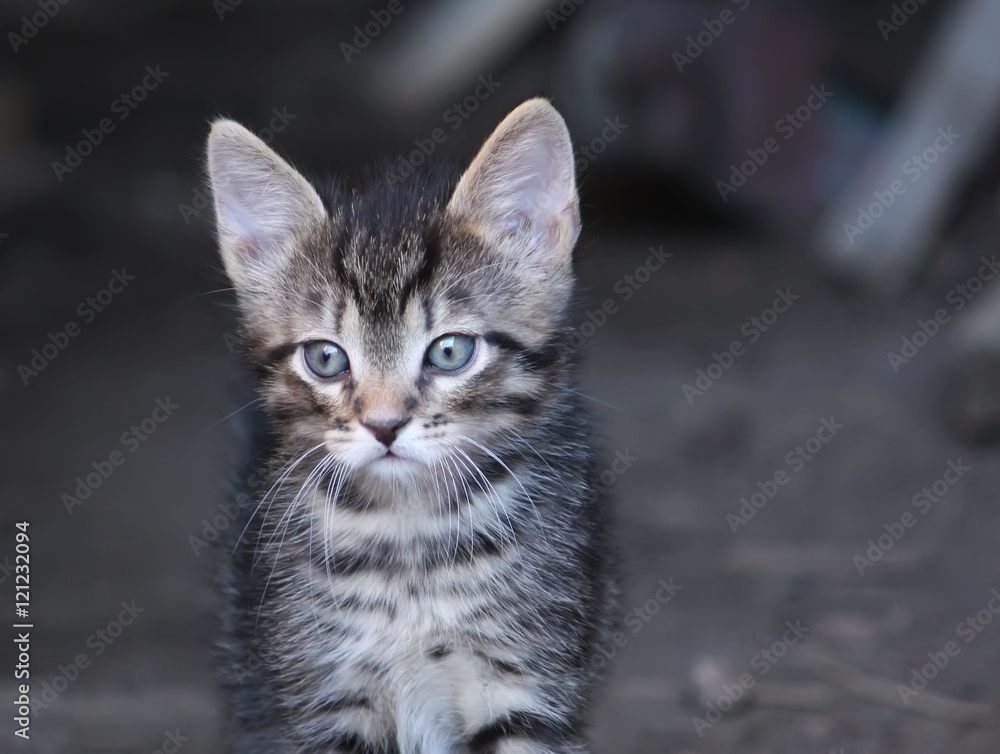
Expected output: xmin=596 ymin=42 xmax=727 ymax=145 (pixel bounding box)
xmin=209 ymin=98 xmax=620 ymax=754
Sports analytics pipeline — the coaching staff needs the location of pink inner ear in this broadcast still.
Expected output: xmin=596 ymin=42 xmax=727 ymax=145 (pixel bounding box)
xmin=503 ymin=141 xmax=571 ymax=227
xmin=221 ymin=199 xmax=264 ymax=245
xmin=446 ymin=99 xmax=579 ymax=258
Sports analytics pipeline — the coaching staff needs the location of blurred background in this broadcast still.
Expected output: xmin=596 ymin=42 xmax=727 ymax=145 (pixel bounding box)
xmin=3 ymin=0 xmax=1000 ymax=751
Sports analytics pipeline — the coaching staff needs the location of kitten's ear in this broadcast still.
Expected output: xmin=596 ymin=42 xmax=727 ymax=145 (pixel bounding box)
xmin=447 ymin=98 xmax=580 ymax=267
xmin=207 ymin=119 xmax=326 ymax=288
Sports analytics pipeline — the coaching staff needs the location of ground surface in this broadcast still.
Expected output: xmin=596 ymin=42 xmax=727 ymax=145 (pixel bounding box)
xmin=2 ymin=225 xmax=999 ymax=753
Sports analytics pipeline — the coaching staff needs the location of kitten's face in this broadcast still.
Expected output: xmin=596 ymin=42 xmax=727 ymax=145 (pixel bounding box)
xmin=247 ymin=224 xmax=563 ymax=490
xmin=208 ymin=99 xmax=580 ymax=495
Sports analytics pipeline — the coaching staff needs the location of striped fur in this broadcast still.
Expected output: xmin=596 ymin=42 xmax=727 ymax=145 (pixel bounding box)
xmin=210 ymin=99 xmax=620 ymax=754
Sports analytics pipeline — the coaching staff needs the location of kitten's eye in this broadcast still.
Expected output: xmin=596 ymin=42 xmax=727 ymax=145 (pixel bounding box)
xmin=303 ymin=341 xmax=349 ymax=378
xmin=425 ymin=334 xmax=476 ymax=372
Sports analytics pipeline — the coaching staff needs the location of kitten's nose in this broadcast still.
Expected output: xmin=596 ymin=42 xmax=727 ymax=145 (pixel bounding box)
xmin=363 ymin=416 xmax=410 ymax=447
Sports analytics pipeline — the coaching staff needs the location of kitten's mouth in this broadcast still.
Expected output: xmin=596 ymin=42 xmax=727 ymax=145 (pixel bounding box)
xmin=366 ymin=449 xmax=421 ymax=475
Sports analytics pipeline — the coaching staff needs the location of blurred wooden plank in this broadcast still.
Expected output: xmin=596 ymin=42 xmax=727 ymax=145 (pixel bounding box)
xmin=727 ymin=541 xmax=930 ymax=579
xmin=811 ymin=0 xmax=1000 ymax=296
xmin=371 ymin=0 xmax=559 ymax=113
xmin=818 ymin=660 xmax=993 ymax=726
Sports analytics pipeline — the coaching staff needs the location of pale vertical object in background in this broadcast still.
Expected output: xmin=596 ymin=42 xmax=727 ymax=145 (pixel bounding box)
xmin=372 ymin=0 xmax=558 ymax=112
xmin=811 ymin=0 xmax=1000 ymax=296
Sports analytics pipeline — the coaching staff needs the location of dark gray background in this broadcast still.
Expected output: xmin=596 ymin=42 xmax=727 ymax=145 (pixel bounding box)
xmin=2 ymin=1 xmax=999 ymax=752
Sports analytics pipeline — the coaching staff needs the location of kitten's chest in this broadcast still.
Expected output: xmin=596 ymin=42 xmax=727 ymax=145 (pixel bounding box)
xmin=289 ymin=545 xmax=522 ymax=739
xmin=302 ymin=493 xmax=516 ymax=642
xmin=276 ymin=492 xmax=528 ymax=727
xmin=309 ymin=545 xmax=508 ymax=648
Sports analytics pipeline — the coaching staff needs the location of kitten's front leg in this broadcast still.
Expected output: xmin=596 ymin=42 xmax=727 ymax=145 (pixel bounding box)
xmin=493 ymin=742 xmax=588 ymax=754
xmin=467 ymin=713 xmax=588 ymax=754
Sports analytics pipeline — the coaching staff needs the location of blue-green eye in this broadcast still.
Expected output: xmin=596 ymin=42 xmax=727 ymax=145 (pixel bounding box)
xmin=303 ymin=341 xmax=349 ymax=378
xmin=426 ymin=334 xmax=476 ymax=371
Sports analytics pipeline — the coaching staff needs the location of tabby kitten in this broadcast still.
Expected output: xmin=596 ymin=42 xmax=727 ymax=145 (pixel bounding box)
xmin=209 ymin=98 xmax=619 ymax=754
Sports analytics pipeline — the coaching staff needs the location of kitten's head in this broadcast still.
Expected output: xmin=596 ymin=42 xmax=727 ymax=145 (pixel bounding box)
xmin=208 ymin=99 xmax=580 ymax=494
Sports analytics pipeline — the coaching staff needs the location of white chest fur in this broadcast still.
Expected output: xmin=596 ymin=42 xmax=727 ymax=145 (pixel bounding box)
xmin=291 ymin=482 xmax=542 ymax=753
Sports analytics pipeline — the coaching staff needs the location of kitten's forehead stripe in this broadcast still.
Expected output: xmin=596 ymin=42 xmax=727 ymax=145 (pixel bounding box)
xmin=421 ymin=296 xmax=433 ymax=332
xmin=332 ymin=296 xmax=346 ymax=334
xmin=397 ymin=224 xmax=442 ymax=317
xmin=318 ymin=173 xmax=453 ymax=325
